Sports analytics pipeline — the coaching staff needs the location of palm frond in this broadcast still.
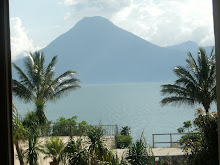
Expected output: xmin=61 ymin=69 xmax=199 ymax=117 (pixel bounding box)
xmin=55 ymin=77 xmax=80 ymax=89
xmin=13 ymin=51 xmax=80 ymax=124
xmin=12 ymin=80 xmax=35 ymax=102
xmin=24 ymin=53 xmax=35 ymax=85
xmin=173 ymin=66 xmax=198 ymax=87
xmin=43 ymin=70 xmax=78 ymax=99
xmin=161 ymin=96 xmax=195 ymax=106
xmin=161 ymin=84 xmax=192 ymax=96
xmin=45 ymin=55 xmax=57 ymax=76
xmin=160 ymin=47 xmax=216 ymax=113
xmin=186 ymin=52 xmax=199 ymax=77
xmin=13 ymin=63 xmax=34 ymax=90
xmin=48 ymin=85 xmax=80 ymax=101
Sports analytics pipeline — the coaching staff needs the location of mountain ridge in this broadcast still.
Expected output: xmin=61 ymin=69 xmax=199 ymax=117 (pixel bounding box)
xmin=14 ymin=16 xmax=214 ymax=84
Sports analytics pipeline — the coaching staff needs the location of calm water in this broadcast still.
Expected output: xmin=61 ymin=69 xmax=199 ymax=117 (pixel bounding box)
xmin=13 ymin=82 xmax=217 ymax=146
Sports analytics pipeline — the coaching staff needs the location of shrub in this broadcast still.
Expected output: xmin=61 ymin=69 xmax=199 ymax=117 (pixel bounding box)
xmin=120 ymin=126 xmax=131 ymax=136
xmin=52 ymin=116 xmax=77 ymax=136
xmin=183 ymin=108 xmax=218 ymax=165
xmin=179 ymin=134 xmax=202 ymax=146
xmin=126 ymin=134 xmax=155 ymax=165
xmin=74 ymin=121 xmax=89 ymax=136
xmin=62 ymin=138 xmax=88 ymax=165
xmin=116 ymin=135 xmax=133 ymax=149
xmin=42 ymin=137 xmax=65 ymax=163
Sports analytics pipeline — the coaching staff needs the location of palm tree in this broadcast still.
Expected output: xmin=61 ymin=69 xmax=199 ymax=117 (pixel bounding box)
xmin=13 ymin=103 xmax=26 ymax=165
xmin=13 ymin=51 xmax=80 ymax=125
xmin=126 ymin=133 xmax=155 ymax=165
xmin=62 ymin=138 xmax=88 ymax=165
xmin=161 ymin=47 xmax=216 ymax=114
xmin=42 ymin=137 xmax=65 ymax=164
xmin=87 ymin=125 xmax=115 ymax=164
xmin=22 ymin=111 xmax=42 ymax=165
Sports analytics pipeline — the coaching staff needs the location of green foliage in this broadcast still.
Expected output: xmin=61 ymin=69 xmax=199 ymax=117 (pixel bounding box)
xmin=87 ymin=125 xmax=116 ymax=164
xmin=13 ymin=102 xmax=26 ymax=142
xmin=75 ymin=121 xmax=89 ymax=136
xmin=177 ymin=157 xmax=188 ymax=165
xmin=22 ymin=111 xmax=42 ymax=165
xmin=177 ymin=127 xmax=184 ymax=133
xmin=52 ymin=116 xmax=77 ymax=136
xmin=42 ymin=137 xmax=65 ymax=163
xmin=161 ymin=47 xmax=216 ymax=113
xmin=126 ymin=134 xmax=155 ymax=165
xmin=116 ymin=126 xmax=132 ymax=149
xmin=61 ymin=126 xmax=121 ymax=165
xmin=41 ymin=120 xmax=53 ymax=136
xmin=158 ymin=156 xmax=172 ymax=165
xmin=23 ymin=111 xmax=41 ymax=137
xmin=87 ymin=125 xmax=105 ymax=155
xmin=177 ymin=120 xmax=201 ymax=146
xmin=183 ymin=121 xmax=192 ymax=131
xmin=120 ymin=126 xmax=131 ymax=136
xmin=51 ymin=116 xmax=89 ymax=136
xmin=12 ymin=103 xmax=26 ymax=165
xmin=25 ymin=135 xmax=42 ymax=165
xmin=13 ymin=51 xmax=80 ymax=125
xmin=179 ymin=134 xmax=202 ymax=146
xmin=62 ymin=138 xmax=88 ymax=165
xmin=116 ymin=135 xmax=133 ymax=149
xmin=183 ymin=108 xmax=218 ymax=165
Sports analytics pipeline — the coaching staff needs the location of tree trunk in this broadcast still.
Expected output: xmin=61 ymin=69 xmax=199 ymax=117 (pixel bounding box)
xmin=29 ymin=139 xmax=34 ymax=165
xmin=205 ymin=106 xmax=210 ymax=114
xmin=15 ymin=141 xmax=24 ymax=165
xmin=203 ymin=102 xmax=210 ymax=114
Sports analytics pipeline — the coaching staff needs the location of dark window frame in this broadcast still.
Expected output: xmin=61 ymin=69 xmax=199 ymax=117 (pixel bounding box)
xmin=0 ymin=0 xmax=14 ymax=164
xmin=212 ymin=0 xmax=220 ymax=162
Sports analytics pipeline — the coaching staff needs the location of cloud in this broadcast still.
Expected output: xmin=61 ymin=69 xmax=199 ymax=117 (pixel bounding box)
xmin=62 ymin=0 xmax=131 ymax=24
xmin=10 ymin=17 xmax=40 ymax=61
xmin=112 ymin=0 xmax=214 ymax=46
xmin=63 ymin=0 xmax=214 ymax=47
xmin=64 ymin=0 xmax=130 ymax=9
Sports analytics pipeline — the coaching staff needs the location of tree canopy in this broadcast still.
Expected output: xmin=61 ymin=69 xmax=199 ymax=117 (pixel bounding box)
xmin=13 ymin=51 xmax=80 ymax=124
xmin=161 ymin=47 xmax=216 ymax=113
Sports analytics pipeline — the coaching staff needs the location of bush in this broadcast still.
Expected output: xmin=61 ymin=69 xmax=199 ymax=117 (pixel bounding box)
xmin=183 ymin=108 xmax=218 ymax=165
xmin=52 ymin=116 xmax=77 ymax=136
xmin=179 ymin=134 xmax=202 ymax=146
xmin=120 ymin=126 xmax=131 ymax=136
xmin=116 ymin=135 xmax=133 ymax=149
xmin=51 ymin=116 xmax=89 ymax=136
xmin=74 ymin=121 xmax=89 ymax=136
xmin=62 ymin=138 xmax=88 ymax=165
xmin=126 ymin=134 xmax=155 ymax=165
xmin=42 ymin=137 xmax=65 ymax=163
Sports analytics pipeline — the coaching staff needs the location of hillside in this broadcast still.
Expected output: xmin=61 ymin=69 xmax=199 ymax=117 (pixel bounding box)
xmin=14 ymin=16 xmax=214 ymax=84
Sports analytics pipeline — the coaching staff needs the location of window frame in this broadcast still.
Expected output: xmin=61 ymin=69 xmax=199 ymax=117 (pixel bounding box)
xmin=0 ymin=0 xmax=14 ymax=164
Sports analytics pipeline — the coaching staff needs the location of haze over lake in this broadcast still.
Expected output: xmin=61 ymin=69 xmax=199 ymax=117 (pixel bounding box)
xmin=14 ymin=82 xmax=216 ymax=146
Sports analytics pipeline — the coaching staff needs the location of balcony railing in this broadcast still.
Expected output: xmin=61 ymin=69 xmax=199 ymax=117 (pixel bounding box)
xmin=152 ymin=132 xmax=202 ymax=148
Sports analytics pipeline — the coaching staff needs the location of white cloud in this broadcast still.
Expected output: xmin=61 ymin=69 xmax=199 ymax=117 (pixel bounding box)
xmin=64 ymin=0 xmax=130 ymax=8
xmin=63 ymin=0 xmax=214 ymax=47
xmin=10 ymin=17 xmax=40 ymax=61
xmin=111 ymin=0 xmax=214 ymax=46
xmin=64 ymin=12 xmax=71 ymax=20
xmin=62 ymin=0 xmax=131 ymax=24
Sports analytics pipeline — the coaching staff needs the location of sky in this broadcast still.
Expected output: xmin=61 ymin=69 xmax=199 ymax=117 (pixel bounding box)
xmin=9 ymin=0 xmax=214 ymax=61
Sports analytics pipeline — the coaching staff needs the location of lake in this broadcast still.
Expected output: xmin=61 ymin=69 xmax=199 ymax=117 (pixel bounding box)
xmin=13 ymin=82 xmax=217 ymax=146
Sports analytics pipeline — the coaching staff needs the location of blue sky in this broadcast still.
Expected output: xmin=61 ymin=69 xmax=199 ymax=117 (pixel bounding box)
xmin=9 ymin=0 xmax=214 ymax=61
